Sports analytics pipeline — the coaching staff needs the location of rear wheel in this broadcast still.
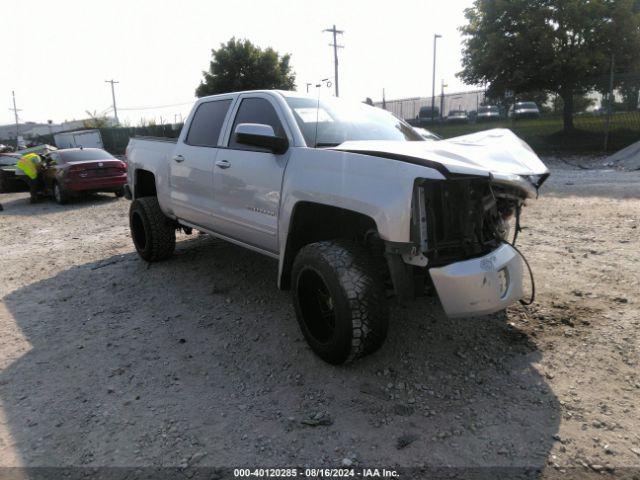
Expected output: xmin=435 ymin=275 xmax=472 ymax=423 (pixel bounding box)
xmin=291 ymin=240 xmax=388 ymax=364
xmin=53 ymin=181 xmax=68 ymax=205
xmin=129 ymin=197 xmax=176 ymax=261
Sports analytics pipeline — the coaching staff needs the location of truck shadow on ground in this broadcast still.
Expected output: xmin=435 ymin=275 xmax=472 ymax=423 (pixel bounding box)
xmin=1 ymin=235 xmax=560 ymax=473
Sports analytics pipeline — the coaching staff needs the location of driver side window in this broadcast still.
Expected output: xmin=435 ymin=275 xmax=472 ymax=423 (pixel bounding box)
xmin=228 ymin=98 xmax=285 ymax=151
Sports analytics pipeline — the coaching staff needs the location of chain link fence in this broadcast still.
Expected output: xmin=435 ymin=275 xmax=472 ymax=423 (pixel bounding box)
xmin=375 ymin=73 xmax=640 ymax=153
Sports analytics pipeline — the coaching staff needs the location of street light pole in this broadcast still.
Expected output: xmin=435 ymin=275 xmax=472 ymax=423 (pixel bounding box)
xmin=431 ymin=34 xmax=442 ymax=123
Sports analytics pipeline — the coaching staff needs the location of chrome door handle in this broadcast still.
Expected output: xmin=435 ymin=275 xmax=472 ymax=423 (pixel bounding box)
xmin=173 ymin=155 xmax=185 ymax=163
xmin=215 ymin=160 xmax=231 ymax=169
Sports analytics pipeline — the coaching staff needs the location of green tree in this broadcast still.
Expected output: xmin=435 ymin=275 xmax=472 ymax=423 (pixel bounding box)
xmin=617 ymin=71 xmax=640 ymax=110
xmin=552 ymin=93 xmax=595 ymax=113
xmin=459 ymin=0 xmax=640 ymax=131
xmin=196 ymin=38 xmax=296 ymax=97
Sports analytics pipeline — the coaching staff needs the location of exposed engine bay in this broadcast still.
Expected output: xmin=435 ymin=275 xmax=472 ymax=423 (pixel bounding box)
xmin=411 ymin=177 xmax=518 ymax=266
xmin=384 ymin=173 xmax=541 ymax=308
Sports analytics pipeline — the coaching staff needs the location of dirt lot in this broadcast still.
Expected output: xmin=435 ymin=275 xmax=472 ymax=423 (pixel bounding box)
xmin=0 ymin=158 xmax=639 ymax=478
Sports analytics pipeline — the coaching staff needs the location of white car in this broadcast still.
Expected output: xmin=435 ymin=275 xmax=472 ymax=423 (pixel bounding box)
xmin=477 ymin=105 xmax=501 ymax=122
xmin=508 ymin=101 xmax=541 ymax=119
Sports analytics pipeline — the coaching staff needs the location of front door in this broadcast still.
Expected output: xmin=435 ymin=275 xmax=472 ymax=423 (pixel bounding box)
xmin=212 ymin=95 xmax=291 ymax=254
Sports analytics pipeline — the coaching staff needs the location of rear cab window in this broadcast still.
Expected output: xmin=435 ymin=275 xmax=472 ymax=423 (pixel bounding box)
xmin=186 ymin=99 xmax=232 ymax=147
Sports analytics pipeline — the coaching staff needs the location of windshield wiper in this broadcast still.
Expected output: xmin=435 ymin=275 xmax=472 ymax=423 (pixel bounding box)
xmin=315 ymin=142 xmax=342 ymax=148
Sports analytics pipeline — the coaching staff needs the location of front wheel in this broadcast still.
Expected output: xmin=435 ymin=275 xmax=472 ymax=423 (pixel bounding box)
xmin=291 ymin=240 xmax=389 ymax=365
xmin=129 ymin=197 xmax=176 ymax=261
xmin=53 ymin=181 xmax=68 ymax=205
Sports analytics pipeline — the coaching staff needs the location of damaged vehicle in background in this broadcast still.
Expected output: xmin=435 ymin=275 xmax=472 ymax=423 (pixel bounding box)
xmin=0 ymin=144 xmax=58 ymax=193
xmin=0 ymin=152 xmax=27 ymax=193
xmin=125 ymin=91 xmax=549 ymax=365
xmin=42 ymin=148 xmax=128 ymax=204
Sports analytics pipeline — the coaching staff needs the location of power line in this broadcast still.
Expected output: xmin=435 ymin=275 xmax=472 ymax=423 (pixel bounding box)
xmin=323 ymin=25 xmax=344 ymax=97
xmin=105 ymin=79 xmax=120 ymax=125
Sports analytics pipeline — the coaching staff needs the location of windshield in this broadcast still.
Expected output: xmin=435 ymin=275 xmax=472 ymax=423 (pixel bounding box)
xmin=479 ymin=106 xmax=498 ymax=113
xmin=517 ymin=102 xmax=538 ymax=109
xmin=285 ymin=96 xmax=423 ymax=147
xmin=60 ymin=149 xmax=114 ymax=162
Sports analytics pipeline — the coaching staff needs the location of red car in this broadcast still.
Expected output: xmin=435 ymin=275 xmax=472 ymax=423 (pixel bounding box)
xmin=43 ymin=148 xmax=127 ymax=204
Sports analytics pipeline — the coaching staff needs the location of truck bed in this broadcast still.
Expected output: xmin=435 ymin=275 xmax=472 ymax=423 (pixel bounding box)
xmin=125 ymin=136 xmax=177 ymax=171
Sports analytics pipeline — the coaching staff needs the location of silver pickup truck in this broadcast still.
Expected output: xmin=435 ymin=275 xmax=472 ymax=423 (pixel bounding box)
xmin=125 ymin=90 xmax=549 ymax=364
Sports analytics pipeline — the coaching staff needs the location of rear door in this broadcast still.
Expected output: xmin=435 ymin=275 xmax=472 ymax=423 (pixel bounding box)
xmin=212 ymin=93 xmax=292 ymax=254
xmin=169 ymin=96 xmax=234 ymax=229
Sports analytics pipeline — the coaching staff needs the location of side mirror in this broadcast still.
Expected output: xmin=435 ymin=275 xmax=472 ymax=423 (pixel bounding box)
xmin=234 ymin=123 xmax=288 ymax=154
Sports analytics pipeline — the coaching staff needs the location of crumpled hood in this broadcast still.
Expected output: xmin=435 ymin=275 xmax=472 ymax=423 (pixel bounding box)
xmin=331 ymin=128 xmax=549 ymax=180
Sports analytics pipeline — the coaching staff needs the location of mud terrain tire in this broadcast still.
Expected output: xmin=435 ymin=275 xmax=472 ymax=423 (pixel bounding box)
xmin=129 ymin=197 xmax=176 ymax=261
xmin=292 ymin=240 xmax=389 ymax=364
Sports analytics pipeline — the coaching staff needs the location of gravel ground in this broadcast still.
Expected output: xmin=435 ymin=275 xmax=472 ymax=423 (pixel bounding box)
xmin=0 ymin=158 xmax=639 ymax=477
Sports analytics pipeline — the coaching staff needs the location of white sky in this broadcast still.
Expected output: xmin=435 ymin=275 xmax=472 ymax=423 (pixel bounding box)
xmin=1 ymin=0 xmax=475 ymax=127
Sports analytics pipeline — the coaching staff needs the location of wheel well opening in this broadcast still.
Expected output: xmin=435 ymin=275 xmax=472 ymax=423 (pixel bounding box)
xmin=135 ymin=170 xmax=157 ymax=198
xmin=280 ymin=202 xmax=379 ymax=290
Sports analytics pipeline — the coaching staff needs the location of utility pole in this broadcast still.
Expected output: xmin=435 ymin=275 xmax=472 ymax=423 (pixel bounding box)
xmin=431 ymin=34 xmax=442 ymax=123
xmin=9 ymin=91 xmax=21 ymax=148
xmin=323 ymin=25 xmax=344 ymax=97
xmin=105 ymin=79 xmax=120 ymax=125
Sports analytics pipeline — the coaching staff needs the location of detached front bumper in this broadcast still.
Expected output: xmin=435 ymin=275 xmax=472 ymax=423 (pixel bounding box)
xmin=429 ymin=243 xmax=523 ymax=318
